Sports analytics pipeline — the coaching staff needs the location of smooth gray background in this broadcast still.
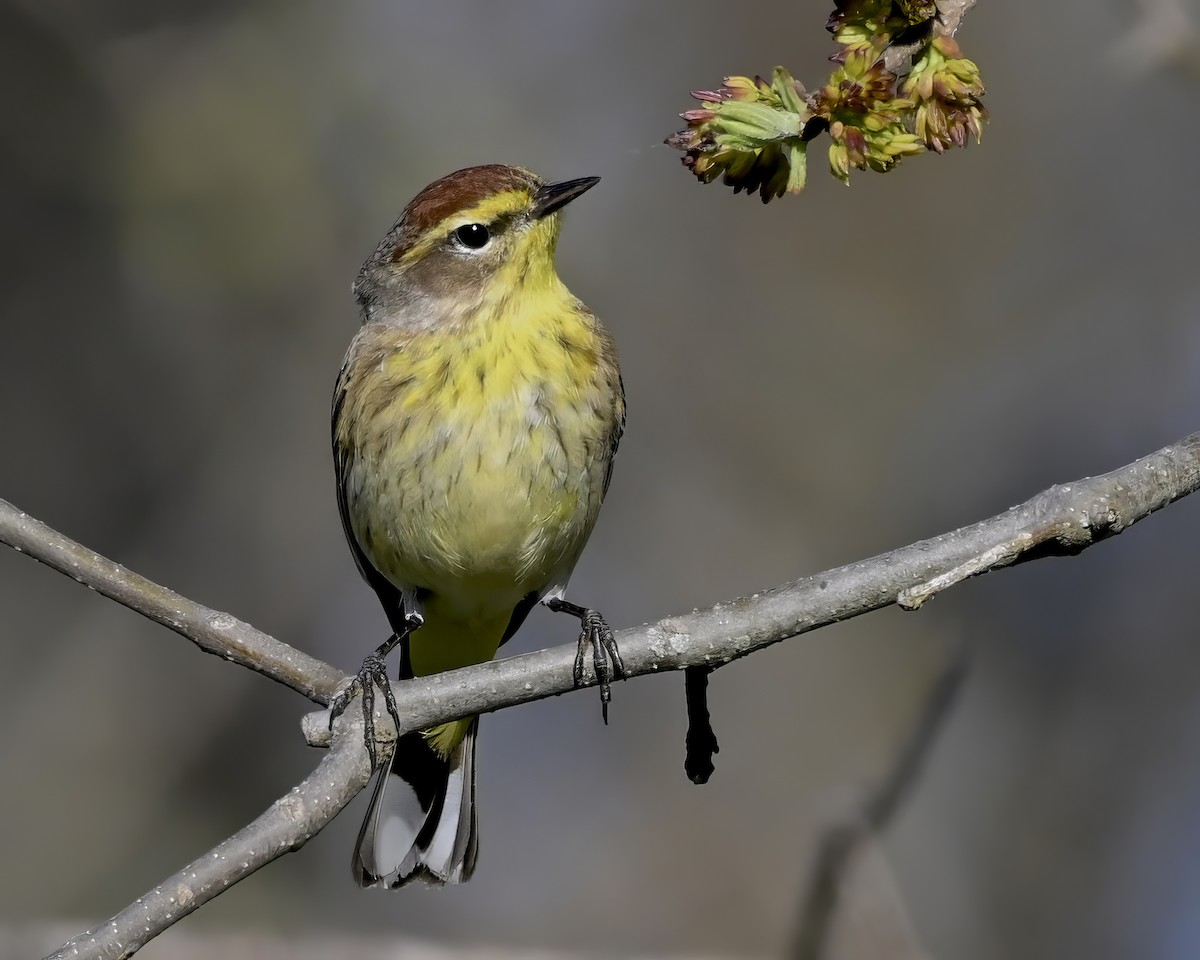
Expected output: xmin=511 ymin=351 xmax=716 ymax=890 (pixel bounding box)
xmin=4 ymin=1 xmax=1200 ymax=957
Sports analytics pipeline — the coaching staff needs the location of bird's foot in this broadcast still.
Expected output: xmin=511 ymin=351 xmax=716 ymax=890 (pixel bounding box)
xmin=546 ymin=598 xmax=625 ymax=722
xmin=328 ymin=613 xmax=421 ymax=768
xmin=327 ymin=653 xmax=401 ymax=769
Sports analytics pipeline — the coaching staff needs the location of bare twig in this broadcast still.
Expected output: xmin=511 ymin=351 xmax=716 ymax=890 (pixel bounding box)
xmin=11 ymin=431 xmax=1200 ymax=960
xmin=897 ymin=539 xmax=1029 ymax=610
xmin=882 ymin=0 xmax=979 ymax=73
xmin=936 ymin=0 xmax=978 ymax=38
xmin=43 ymin=717 xmax=374 ymax=960
xmin=792 ymin=643 xmax=968 ymax=960
xmin=0 ymin=499 xmax=343 ymax=704
xmin=284 ymin=431 xmax=1200 ymax=749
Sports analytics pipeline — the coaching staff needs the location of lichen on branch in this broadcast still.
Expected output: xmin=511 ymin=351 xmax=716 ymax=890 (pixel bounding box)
xmin=666 ymin=1 xmax=987 ymax=201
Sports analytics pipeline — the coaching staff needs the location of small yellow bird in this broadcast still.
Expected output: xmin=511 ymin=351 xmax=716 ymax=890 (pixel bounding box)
xmin=330 ymin=164 xmax=624 ymax=886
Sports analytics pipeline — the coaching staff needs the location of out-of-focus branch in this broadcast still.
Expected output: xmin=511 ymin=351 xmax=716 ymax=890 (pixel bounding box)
xmin=0 ymin=499 xmax=343 ymax=704
xmin=43 ymin=717 xmax=373 ymax=960
xmin=1112 ymin=0 xmax=1200 ymax=82
xmin=792 ymin=642 xmax=968 ymax=960
xmin=15 ymin=431 xmax=1200 ymax=959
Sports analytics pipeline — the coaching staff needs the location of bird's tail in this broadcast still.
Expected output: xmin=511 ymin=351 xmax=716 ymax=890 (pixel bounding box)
xmin=353 ymin=718 xmax=479 ymax=887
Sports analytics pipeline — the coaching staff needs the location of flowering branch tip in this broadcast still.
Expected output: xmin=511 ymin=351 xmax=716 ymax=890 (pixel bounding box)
xmin=666 ymin=1 xmax=986 ymax=200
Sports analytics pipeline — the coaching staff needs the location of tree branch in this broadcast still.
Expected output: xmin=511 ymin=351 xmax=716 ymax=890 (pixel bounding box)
xmin=881 ymin=0 xmax=979 ymax=73
xmin=284 ymin=431 xmax=1200 ymax=746
xmin=13 ymin=431 xmax=1200 ymax=959
xmin=43 ymin=718 xmax=373 ymax=960
xmin=936 ymin=0 xmax=978 ymax=39
xmin=0 ymin=499 xmax=343 ymax=704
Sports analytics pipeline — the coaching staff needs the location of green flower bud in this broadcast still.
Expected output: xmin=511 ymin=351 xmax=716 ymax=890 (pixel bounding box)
xmin=901 ymin=35 xmax=987 ymax=153
xmin=666 ymin=67 xmax=812 ymax=202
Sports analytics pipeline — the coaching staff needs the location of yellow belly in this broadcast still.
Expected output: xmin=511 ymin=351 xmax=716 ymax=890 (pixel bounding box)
xmin=340 ymin=290 xmax=615 ymax=630
xmin=365 ymin=375 xmax=597 ymax=609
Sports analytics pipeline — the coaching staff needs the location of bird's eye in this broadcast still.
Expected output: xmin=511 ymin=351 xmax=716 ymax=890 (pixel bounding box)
xmin=452 ymin=223 xmax=491 ymax=250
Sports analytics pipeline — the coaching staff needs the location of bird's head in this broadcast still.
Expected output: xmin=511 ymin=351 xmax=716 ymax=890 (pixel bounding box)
xmin=353 ymin=164 xmax=599 ymax=326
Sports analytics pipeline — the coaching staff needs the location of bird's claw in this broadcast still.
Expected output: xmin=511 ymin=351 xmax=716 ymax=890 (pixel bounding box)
xmin=327 ymin=651 xmax=400 ymax=769
xmin=571 ymin=608 xmax=625 ymax=723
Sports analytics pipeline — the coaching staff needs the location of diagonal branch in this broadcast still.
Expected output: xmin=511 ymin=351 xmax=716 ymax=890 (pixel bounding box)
xmin=43 ymin=718 xmax=373 ymax=960
xmin=10 ymin=434 xmax=1197 ymax=734
xmin=12 ymin=431 xmax=1200 ymax=960
xmin=0 ymin=499 xmax=343 ymax=704
xmin=291 ymin=431 xmax=1200 ymax=744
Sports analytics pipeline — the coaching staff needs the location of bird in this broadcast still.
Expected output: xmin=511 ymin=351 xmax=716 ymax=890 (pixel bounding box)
xmin=329 ymin=163 xmax=625 ymax=886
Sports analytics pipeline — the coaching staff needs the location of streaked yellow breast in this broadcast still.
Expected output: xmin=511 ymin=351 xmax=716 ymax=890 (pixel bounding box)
xmin=337 ymin=278 xmax=617 ymax=623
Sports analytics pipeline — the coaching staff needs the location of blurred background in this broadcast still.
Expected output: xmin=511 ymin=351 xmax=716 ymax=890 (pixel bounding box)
xmin=4 ymin=1 xmax=1200 ymax=957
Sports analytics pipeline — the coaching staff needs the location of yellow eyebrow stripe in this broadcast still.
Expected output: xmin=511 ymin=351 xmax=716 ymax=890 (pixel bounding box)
xmin=399 ymin=189 xmax=532 ymax=264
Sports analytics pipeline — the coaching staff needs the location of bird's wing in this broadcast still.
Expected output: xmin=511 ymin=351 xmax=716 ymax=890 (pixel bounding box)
xmin=332 ymin=356 xmax=409 ymax=637
xmin=602 ymin=371 xmax=626 ymax=499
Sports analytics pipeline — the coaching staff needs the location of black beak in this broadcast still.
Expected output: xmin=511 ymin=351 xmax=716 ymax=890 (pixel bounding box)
xmin=531 ymin=176 xmax=600 ymax=219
